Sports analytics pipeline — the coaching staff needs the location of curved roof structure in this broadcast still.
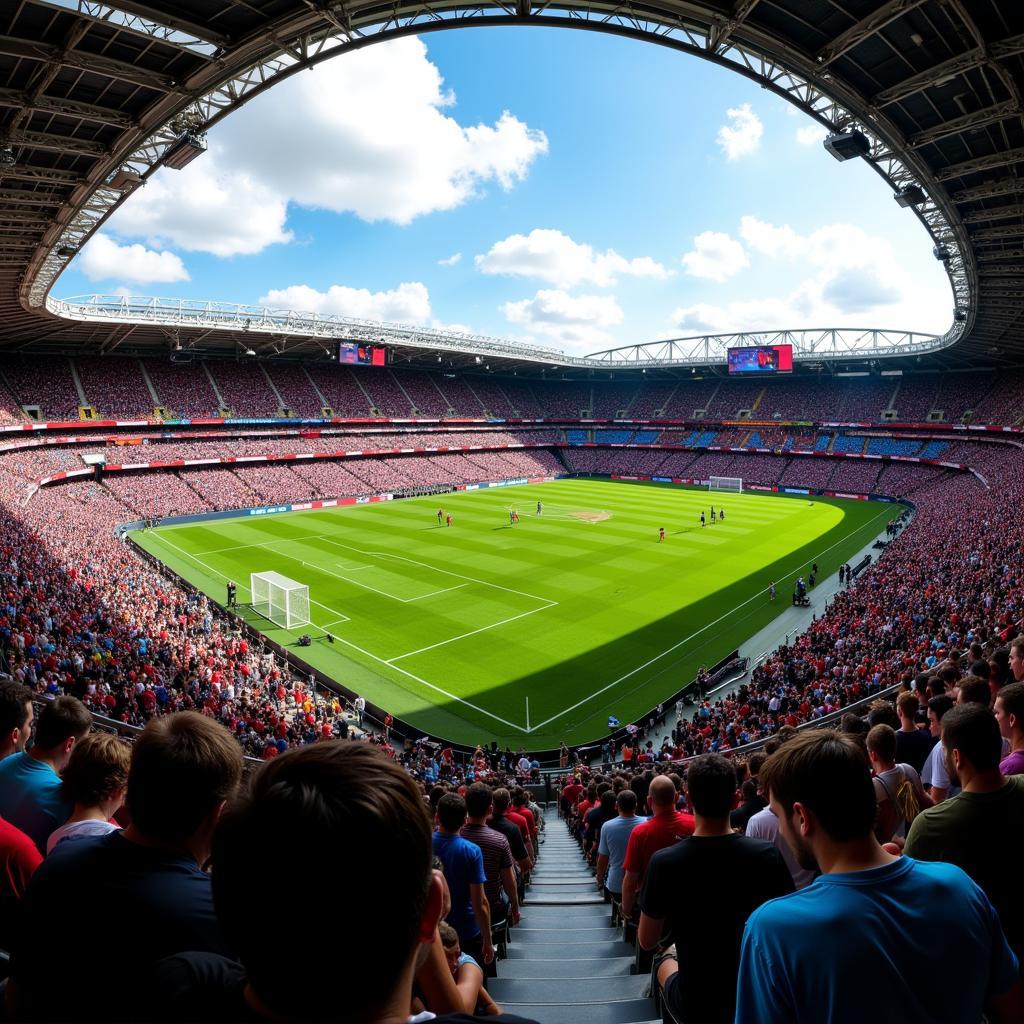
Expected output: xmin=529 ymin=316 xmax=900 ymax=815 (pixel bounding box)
xmin=0 ymin=0 xmax=1021 ymax=367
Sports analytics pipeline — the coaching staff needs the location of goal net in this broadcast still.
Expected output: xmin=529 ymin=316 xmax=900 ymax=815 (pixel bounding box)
xmin=708 ymin=476 xmax=743 ymax=494
xmin=250 ymin=571 xmax=311 ymax=630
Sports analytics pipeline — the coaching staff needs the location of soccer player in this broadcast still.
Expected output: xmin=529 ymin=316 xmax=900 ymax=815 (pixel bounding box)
xmin=710 ymin=505 xmax=715 ymax=522
xmin=509 ymin=509 xmax=515 ymax=527
xmin=513 ymin=510 xmax=519 ymax=524
xmin=437 ymin=508 xmax=443 ymax=525
xmin=446 ymin=514 xmax=452 ymax=527
xmin=659 ymin=527 xmax=665 ymax=542
xmin=226 ymin=581 xmax=237 ymax=608
xmin=537 ymin=500 xmax=542 ymax=516
xmin=700 ymin=512 xmax=705 ymax=528
xmin=720 ymin=509 xmax=726 ymax=522
xmin=769 ymin=582 xmax=776 ymax=602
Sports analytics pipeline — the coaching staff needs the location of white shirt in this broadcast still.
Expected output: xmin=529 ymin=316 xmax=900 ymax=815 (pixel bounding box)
xmin=46 ymin=819 xmax=120 ymax=856
xmin=745 ymin=806 xmax=816 ymax=890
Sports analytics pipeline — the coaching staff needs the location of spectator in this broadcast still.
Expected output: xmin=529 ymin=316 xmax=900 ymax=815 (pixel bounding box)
xmin=621 ymin=775 xmax=694 ymax=918
xmin=639 ymin=754 xmax=793 ymax=1024
xmin=1011 ymin=636 xmax=1024 ymax=683
xmin=158 ymin=742 xmax=538 ymax=1023
xmin=596 ymin=789 xmax=644 ymax=900
xmin=0 ymin=695 xmax=91 ymax=852
xmin=894 ymin=691 xmax=934 ymax=773
xmin=921 ymin=694 xmax=956 ymax=802
xmin=866 ymin=724 xmax=930 ymax=844
xmin=461 ymin=782 xmax=519 ymax=929
xmin=995 ymin=681 xmax=1024 ymax=776
xmin=45 ymin=731 xmax=130 ymax=855
xmin=730 ymin=778 xmax=766 ymax=832
xmin=512 ymin=789 xmax=538 ymax=856
xmin=0 ymin=682 xmax=34 ymax=759
xmin=905 ymin=703 xmax=1024 ymax=966
xmin=736 ymin=730 xmax=1023 ymax=1024
xmin=583 ymin=789 xmax=616 ymax=862
xmin=0 ymin=815 xmax=41 ymax=951
xmin=745 ymin=799 xmax=817 ymax=892
xmin=9 ymin=711 xmax=244 ymax=1021
xmin=488 ymin=788 xmax=532 ymax=876
xmin=437 ymin=921 xmax=501 ymax=1017
xmin=433 ymin=792 xmax=494 ymax=968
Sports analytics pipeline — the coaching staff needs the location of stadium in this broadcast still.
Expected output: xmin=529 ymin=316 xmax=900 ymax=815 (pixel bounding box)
xmin=1 ymin=2 xmax=1024 ymax=1022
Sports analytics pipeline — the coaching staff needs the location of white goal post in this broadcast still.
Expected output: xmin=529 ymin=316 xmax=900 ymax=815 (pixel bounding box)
xmin=708 ymin=476 xmax=743 ymax=494
xmin=250 ymin=571 xmax=311 ymax=630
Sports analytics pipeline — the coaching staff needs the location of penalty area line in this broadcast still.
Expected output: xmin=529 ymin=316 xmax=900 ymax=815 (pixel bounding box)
xmin=143 ymin=534 xmax=528 ymax=734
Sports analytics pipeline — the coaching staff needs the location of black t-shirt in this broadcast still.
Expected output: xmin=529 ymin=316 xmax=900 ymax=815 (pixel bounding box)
xmin=156 ymin=952 xmax=541 ymax=1023
xmin=895 ymin=727 xmax=936 ymax=774
xmin=639 ymin=833 xmax=794 ymax=1024
xmin=487 ymin=813 xmax=529 ymax=862
xmin=730 ymin=796 xmax=767 ymax=831
xmin=585 ymin=805 xmax=615 ymax=846
xmin=11 ymin=832 xmax=232 ymax=1021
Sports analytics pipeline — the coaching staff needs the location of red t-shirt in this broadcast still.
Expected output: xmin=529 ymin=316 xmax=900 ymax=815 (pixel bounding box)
xmin=505 ymin=809 xmax=530 ymax=845
xmin=0 ymin=815 xmax=42 ymax=904
xmin=622 ymin=810 xmax=695 ymax=880
xmin=562 ymin=782 xmax=583 ymax=807
xmin=516 ymin=805 xmax=537 ymax=838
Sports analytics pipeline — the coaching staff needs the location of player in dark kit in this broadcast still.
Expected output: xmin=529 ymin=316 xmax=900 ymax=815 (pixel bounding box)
xmin=720 ymin=509 xmax=726 ymax=522
xmin=700 ymin=512 xmax=705 ymax=528
xmin=710 ymin=506 xmax=716 ymax=522
xmin=537 ymin=500 xmax=543 ymax=516
xmin=437 ymin=508 xmax=443 ymax=524
xmin=226 ymin=581 xmax=237 ymax=608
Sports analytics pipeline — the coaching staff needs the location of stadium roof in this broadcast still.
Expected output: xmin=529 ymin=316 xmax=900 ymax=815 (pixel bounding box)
xmin=0 ymin=0 xmax=1022 ymax=371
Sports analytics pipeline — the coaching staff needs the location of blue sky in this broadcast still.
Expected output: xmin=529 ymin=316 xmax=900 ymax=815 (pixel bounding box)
xmin=60 ymin=27 xmax=953 ymax=353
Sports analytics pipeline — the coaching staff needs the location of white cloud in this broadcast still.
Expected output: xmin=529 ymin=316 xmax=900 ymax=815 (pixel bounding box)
xmin=681 ymin=231 xmax=749 ymax=283
xmin=501 ymin=288 xmax=623 ymax=349
xmin=476 ymin=228 xmax=671 ymax=288
xmin=672 ymin=216 xmax=950 ymax=335
xmin=104 ymin=37 xmax=547 ymax=255
xmin=76 ymin=233 xmax=190 ymax=284
xmin=257 ymin=281 xmax=431 ymax=323
xmin=795 ymin=123 xmax=828 ymax=146
xmin=716 ymin=103 xmax=763 ymax=160
xmin=438 ymin=252 xmax=462 ymax=267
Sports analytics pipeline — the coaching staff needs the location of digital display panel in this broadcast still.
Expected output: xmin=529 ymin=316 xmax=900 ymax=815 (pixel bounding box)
xmin=726 ymin=344 xmax=794 ymax=374
xmin=339 ymin=342 xmax=386 ymax=366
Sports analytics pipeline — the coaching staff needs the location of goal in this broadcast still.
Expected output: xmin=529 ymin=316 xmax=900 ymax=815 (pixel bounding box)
xmin=708 ymin=476 xmax=743 ymax=494
xmin=250 ymin=571 xmax=311 ymax=630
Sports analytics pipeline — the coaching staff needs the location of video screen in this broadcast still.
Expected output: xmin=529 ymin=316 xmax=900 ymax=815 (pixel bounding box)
xmin=339 ymin=342 xmax=386 ymax=366
xmin=726 ymin=344 xmax=793 ymax=374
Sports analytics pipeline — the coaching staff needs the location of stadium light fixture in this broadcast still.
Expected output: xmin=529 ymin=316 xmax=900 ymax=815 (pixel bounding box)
xmin=933 ymin=244 xmax=951 ymax=261
xmin=823 ymin=130 xmax=870 ymax=162
xmin=0 ymin=145 xmax=15 ymax=168
xmin=894 ymin=185 xmax=926 ymax=207
xmin=163 ymin=131 xmax=207 ymax=170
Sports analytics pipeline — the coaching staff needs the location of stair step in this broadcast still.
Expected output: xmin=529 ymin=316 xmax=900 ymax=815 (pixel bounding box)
xmin=506 ymin=940 xmax=630 ymax=959
xmin=527 ymin=892 xmax=605 ymax=904
xmin=490 ymin=976 xmax=647 ymax=1003
xmin=521 ymin=905 xmax=609 ymax=923
xmin=496 ymin=999 xmax=657 ymax=1024
xmin=499 ymin=957 xmax=636 ymax=979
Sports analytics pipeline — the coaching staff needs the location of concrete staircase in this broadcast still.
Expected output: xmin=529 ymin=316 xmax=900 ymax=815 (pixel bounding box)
xmin=491 ymin=817 xmax=657 ymax=1024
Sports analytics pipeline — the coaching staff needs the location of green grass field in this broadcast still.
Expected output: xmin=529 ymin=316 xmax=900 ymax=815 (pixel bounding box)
xmin=132 ymin=479 xmax=898 ymax=749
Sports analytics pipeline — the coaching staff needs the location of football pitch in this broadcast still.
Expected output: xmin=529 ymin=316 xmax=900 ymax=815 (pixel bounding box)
xmin=132 ymin=478 xmax=898 ymax=749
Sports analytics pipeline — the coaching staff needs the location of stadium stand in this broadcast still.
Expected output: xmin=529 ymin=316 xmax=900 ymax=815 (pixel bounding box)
xmin=266 ymin=363 xmax=328 ymax=417
xmin=305 ymin=363 xmax=374 ymax=416
xmin=208 ymin=362 xmax=280 ymax=418
xmin=76 ymin=357 xmax=154 ymax=418
xmin=143 ymin=361 xmax=220 ymax=418
xmin=866 ymin=438 xmax=922 ymax=457
xmin=831 ymin=434 xmax=866 ymax=454
xmin=1 ymin=356 xmax=82 ymax=420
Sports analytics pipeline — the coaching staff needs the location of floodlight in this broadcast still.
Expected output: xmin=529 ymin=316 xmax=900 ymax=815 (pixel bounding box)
xmin=823 ymin=130 xmax=869 ymax=162
xmin=894 ymin=185 xmax=926 ymax=207
xmin=933 ymin=244 xmax=951 ymax=261
xmin=163 ymin=131 xmax=207 ymax=170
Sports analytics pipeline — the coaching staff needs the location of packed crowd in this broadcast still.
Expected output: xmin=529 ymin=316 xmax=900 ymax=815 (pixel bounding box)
xmin=4 ymin=355 xmax=1022 ymax=423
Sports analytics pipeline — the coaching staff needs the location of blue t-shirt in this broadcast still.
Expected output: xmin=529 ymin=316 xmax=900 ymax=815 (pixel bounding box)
xmin=597 ymin=814 xmax=646 ymax=894
xmin=433 ymin=831 xmax=486 ymax=942
xmin=736 ymin=856 xmax=1018 ymax=1024
xmin=0 ymin=752 xmax=73 ymax=853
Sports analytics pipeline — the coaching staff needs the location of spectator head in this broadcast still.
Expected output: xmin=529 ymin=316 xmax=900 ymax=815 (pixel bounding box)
xmin=741 ymin=779 xmax=759 ymax=804
xmin=126 ymin=711 xmax=243 ymax=861
xmin=491 ymin=787 xmax=511 ymax=815
xmin=995 ymin=682 xmax=1024 ymax=744
xmin=60 ymin=732 xmax=130 ymax=815
xmin=436 ymin=792 xmax=467 ymax=834
xmin=616 ymin=789 xmax=637 ymax=816
xmin=34 ymin=696 xmax=92 ymax=771
xmin=957 ymin=676 xmax=991 ymax=707
xmin=760 ymin=731 xmax=875 ymax=872
xmin=648 ymin=774 xmax=676 ymax=811
xmin=941 ymin=704 xmax=1002 ymax=785
xmin=1011 ymin=637 xmax=1024 ymax=683
xmin=0 ymin=682 xmax=34 ymax=759
xmin=212 ymin=742 xmax=440 ymax=1023
xmin=748 ymin=752 xmax=768 ymax=778
xmin=969 ymin=659 xmax=991 ymax=681
xmin=512 ymin=788 xmax=528 ymax=808
xmin=685 ymin=754 xmax=738 ymax=820
xmin=896 ymin=691 xmax=920 ymax=728
xmin=428 ymin=785 xmax=447 ymax=816
xmin=464 ymin=782 xmax=493 ymax=821
xmin=600 ymin=790 xmax=616 ymax=814
xmin=776 ymin=725 xmax=798 ymax=745
xmin=991 ymin=647 xmax=1011 ymax=689
xmin=866 ymin=724 xmax=897 ymax=770
xmin=927 ymin=695 xmax=955 ymax=738
xmin=438 ymin=921 xmax=462 ymax=974
xmin=867 ymin=700 xmax=899 ymax=730
xmin=839 ymin=713 xmax=868 ymax=737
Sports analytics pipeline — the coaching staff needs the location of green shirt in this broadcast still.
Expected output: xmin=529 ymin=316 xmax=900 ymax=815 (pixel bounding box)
xmin=905 ymin=774 xmax=1024 ymax=962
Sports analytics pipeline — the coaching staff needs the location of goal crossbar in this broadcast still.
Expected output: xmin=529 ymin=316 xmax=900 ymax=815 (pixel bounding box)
xmin=250 ymin=570 xmax=311 ymax=630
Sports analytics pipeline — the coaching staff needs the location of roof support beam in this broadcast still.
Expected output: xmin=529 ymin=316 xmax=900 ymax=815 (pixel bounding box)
xmin=970 ymin=225 xmax=1024 ymax=242
xmin=0 ymin=188 xmax=63 ymax=207
xmin=952 ymin=178 xmax=1024 ymax=202
xmin=5 ymin=128 xmax=108 ymax=157
xmin=817 ymin=0 xmax=926 ymax=67
xmin=908 ymin=100 xmax=1019 ymax=148
xmin=81 ymin=0 xmax=230 ymax=48
xmin=0 ymin=165 xmax=85 ymax=186
xmin=708 ymin=0 xmax=761 ymax=52
xmin=976 ymin=249 xmax=1024 ymax=262
xmin=936 ymin=147 xmax=1024 ymax=181
xmin=962 ymin=203 xmax=1024 ymax=224
xmin=0 ymin=34 xmax=179 ymax=92
xmin=0 ymin=86 xmax=134 ymax=129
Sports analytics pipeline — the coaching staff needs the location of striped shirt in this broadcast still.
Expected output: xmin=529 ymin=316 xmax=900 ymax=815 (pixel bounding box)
xmin=460 ymin=823 xmax=514 ymax=914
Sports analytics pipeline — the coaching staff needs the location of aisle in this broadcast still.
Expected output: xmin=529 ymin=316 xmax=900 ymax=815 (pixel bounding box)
xmin=489 ymin=816 xmax=659 ymax=1024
